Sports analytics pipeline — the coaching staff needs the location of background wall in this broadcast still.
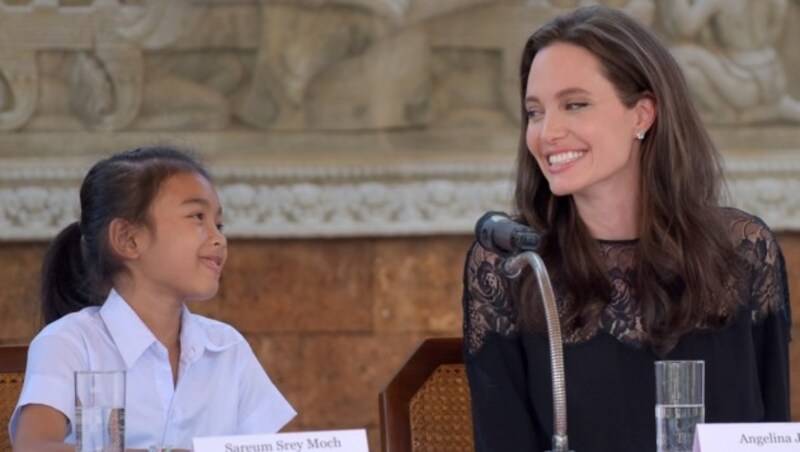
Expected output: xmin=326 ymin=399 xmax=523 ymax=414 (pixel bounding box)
xmin=1 ymin=233 xmax=799 ymax=450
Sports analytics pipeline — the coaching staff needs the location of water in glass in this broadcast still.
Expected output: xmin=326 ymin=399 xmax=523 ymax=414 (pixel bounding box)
xmin=75 ymin=406 xmax=125 ymax=452
xmin=655 ymin=403 xmax=704 ymax=451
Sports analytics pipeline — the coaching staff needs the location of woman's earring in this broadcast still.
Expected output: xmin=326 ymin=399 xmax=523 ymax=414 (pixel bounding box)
xmin=636 ymin=130 xmax=646 ymax=140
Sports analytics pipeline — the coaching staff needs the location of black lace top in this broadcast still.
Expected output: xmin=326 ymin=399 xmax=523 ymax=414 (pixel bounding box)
xmin=462 ymin=208 xmax=791 ymax=452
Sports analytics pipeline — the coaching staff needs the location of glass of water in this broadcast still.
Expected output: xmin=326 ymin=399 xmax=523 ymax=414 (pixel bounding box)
xmin=655 ymin=360 xmax=704 ymax=452
xmin=75 ymin=370 xmax=126 ymax=452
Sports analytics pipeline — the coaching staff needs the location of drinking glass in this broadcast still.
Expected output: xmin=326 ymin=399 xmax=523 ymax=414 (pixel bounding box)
xmin=655 ymin=360 xmax=704 ymax=452
xmin=75 ymin=370 xmax=126 ymax=452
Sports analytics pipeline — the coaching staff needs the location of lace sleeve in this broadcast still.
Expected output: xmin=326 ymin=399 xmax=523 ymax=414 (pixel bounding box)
xmin=726 ymin=208 xmax=791 ymax=325
xmin=462 ymin=241 xmax=519 ymax=356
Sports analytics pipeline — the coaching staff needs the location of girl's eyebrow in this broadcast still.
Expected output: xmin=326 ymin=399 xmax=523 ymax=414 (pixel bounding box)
xmin=181 ymin=197 xmax=209 ymax=207
xmin=181 ymin=197 xmax=223 ymax=215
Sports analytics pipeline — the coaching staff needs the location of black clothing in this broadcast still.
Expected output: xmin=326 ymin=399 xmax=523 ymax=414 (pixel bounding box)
xmin=462 ymin=208 xmax=791 ymax=452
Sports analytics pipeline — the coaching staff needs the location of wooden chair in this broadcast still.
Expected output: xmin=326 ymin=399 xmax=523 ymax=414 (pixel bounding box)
xmin=0 ymin=346 xmax=28 ymax=452
xmin=379 ymin=337 xmax=474 ymax=452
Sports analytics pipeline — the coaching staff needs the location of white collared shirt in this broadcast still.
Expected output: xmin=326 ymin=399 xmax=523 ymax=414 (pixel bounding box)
xmin=9 ymin=289 xmax=296 ymax=449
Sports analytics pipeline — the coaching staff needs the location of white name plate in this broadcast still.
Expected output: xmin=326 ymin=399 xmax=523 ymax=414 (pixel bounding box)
xmin=694 ymin=423 xmax=800 ymax=451
xmin=193 ymin=429 xmax=369 ymax=452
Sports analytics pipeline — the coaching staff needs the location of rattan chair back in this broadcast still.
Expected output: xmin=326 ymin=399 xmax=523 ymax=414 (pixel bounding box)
xmin=379 ymin=337 xmax=474 ymax=452
xmin=408 ymin=363 xmax=473 ymax=451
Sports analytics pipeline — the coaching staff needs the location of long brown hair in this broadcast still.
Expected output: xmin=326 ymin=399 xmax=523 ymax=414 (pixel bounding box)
xmin=513 ymin=6 xmax=738 ymax=353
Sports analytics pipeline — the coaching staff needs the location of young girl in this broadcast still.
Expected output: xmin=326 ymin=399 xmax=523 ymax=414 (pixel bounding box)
xmin=10 ymin=147 xmax=295 ymax=451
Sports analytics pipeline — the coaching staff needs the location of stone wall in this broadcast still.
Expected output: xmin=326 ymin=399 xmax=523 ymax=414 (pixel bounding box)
xmin=0 ymin=0 xmax=799 ymax=240
xmin=1 ymin=233 xmax=799 ymax=450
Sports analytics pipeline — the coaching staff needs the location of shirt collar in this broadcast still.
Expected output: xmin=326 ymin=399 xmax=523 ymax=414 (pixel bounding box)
xmin=179 ymin=303 xmax=213 ymax=363
xmin=99 ymin=289 xmax=159 ymax=370
xmin=100 ymin=289 xmax=237 ymax=368
xmin=181 ymin=304 xmax=242 ymax=355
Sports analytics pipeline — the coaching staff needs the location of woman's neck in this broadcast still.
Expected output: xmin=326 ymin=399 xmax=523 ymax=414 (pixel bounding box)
xmin=573 ymin=188 xmax=640 ymax=240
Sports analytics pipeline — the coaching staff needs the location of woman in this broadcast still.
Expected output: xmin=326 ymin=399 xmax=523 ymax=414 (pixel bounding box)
xmin=462 ymin=6 xmax=790 ymax=452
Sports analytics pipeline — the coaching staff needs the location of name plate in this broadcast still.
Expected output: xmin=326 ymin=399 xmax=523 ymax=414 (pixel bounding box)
xmin=694 ymin=423 xmax=800 ymax=451
xmin=193 ymin=429 xmax=369 ymax=452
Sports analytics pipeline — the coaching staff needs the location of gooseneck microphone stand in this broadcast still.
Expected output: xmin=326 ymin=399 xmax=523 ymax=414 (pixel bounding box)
xmin=475 ymin=211 xmax=572 ymax=452
xmin=501 ymin=252 xmax=570 ymax=452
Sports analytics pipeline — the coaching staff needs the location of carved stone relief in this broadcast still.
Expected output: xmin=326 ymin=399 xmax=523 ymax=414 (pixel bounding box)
xmin=1 ymin=152 xmax=798 ymax=240
xmin=658 ymin=0 xmax=800 ymax=125
xmin=0 ymin=0 xmax=247 ymax=131
xmin=548 ymin=0 xmax=654 ymax=25
xmin=0 ymin=161 xmax=516 ymax=239
xmin=0 ymin=0 xmax=797 ymax=239
xmin=3 ymin=0 xmax=798 ymax=131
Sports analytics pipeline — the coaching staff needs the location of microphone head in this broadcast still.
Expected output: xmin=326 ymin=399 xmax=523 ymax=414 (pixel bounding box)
xmin=474 ymin=210 xmax=542 ymax=255
xmin=475 ymin=211 xmax=512 ymax=254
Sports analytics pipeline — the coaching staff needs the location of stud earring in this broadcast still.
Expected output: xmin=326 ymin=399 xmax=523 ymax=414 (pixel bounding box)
xmin=636 ymin=130 xmax=646 ymax=140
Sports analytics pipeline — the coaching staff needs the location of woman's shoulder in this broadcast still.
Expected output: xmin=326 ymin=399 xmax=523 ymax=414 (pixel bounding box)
xmin=722 ymin=207 xmax=777 ymax=244
xmin=465 ymin=239 xmax=505 ymax=271
xmin=463 ymin=240 xmax=519 ymax=355
xmin=721 ymin=207 xmax=789 ymax=319
xmin=463 ymin=240 xmax=511 ymax=305
xmin=721 ymin=207 xmax=783 ymax=264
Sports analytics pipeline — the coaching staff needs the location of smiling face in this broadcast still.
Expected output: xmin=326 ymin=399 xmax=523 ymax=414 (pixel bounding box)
xmin=131 ymin=171 xmax=227 ymax=304
xmin=524 ymin=42 xmax=652 ymax=203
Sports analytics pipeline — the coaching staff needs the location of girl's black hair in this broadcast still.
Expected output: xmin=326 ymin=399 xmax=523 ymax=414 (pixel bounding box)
xmin=40 ymin=146 xmax=210 ymax=325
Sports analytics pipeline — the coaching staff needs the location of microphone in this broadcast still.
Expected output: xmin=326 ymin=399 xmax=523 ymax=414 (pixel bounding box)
xmin=474 ymin=211 xmax=541 ymax=255
xmin=476 ymin=211 xmax=571 ymax=451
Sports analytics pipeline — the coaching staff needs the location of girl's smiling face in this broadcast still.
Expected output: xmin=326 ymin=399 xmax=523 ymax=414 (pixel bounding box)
xmin=132 ymin=171 xmax=227 ymax=303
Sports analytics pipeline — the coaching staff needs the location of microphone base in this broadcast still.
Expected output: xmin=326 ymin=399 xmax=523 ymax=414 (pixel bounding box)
xmin=550 ymin=433 xmax=570 ymax=452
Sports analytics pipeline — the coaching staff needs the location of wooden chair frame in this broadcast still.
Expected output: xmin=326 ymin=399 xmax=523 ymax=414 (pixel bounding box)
xmin=0 ymin=346 xmax=27 ymax=373
xmin=379 ymin=337 xmax=466 ymax=452
xmin=0 ymin=345 xmax=28 ymax=452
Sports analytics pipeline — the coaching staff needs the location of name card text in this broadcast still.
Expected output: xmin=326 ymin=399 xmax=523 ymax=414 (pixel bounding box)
xmin=193 ymin=429 xmax=369 ymax=452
